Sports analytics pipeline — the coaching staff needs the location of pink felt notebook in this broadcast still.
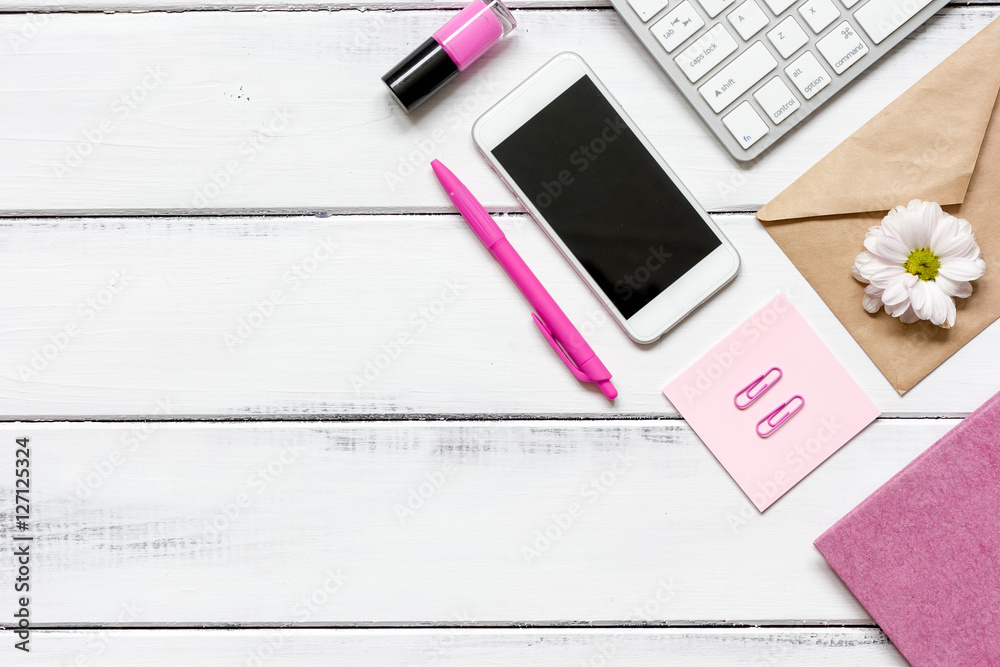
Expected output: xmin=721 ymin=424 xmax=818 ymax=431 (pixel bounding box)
xmin=815 ymin=389 xmax=1000 ymax=666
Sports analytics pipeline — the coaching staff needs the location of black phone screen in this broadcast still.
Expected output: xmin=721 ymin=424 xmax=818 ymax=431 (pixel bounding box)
xmin=491 ymin=75 xmax=722 ymax=319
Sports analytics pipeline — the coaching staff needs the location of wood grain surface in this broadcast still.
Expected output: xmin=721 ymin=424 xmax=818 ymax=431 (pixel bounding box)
xmin=2 ymin=0 xmax=992 ymax=11
xmin=2 ymin=215 xmax=997 ymax=418
xmin=0 ymin=7 xmax=995 ymax=215
xmin=0 ymin=0 xmax=995 ymax=663
xmin=0 ymin=419 xmax=955 ymax=624
xmin=4 ymin=629 xmax=907 ymax=665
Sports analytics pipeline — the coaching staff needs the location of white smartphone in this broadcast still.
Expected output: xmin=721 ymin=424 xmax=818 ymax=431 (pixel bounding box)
xmin=473 ymin=52 xmax=740 ymax=344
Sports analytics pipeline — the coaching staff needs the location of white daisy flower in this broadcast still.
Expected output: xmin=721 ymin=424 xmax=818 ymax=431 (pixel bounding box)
xmin=852 ymin=200 xmax=986 ymax=329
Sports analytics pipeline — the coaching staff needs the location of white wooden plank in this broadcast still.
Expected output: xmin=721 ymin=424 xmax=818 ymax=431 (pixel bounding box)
xmin=0 ymin=7 xmax=995 ymax=214
xmin=1 ymin=0 xmax=990 ymax=12
xmin=2 ymin=214 xmax=997 ymax=418
xmin=0 ymin=418 xmax=953 ymax=624
xmin=4 ymin=0 xmax=610 ymax=10
xmin=3 ymin=629 xmax=906 ymax=666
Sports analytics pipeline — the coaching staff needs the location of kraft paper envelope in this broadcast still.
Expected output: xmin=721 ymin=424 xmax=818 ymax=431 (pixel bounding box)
xmin=757 ymin=17 xmax=1000 ymax=394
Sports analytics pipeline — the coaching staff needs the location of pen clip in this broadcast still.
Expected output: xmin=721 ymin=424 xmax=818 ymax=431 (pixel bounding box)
xmin=734 ymin=367 xmax=782 ymax=409
xmin=531 ymin=313 xmax=590 ymax=382
xmin=756 ymin=395 xmax=805 ymax=438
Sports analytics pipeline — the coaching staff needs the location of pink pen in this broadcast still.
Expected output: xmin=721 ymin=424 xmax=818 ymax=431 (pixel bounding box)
xmin=431 ymin=159 xmax=617 ymax=400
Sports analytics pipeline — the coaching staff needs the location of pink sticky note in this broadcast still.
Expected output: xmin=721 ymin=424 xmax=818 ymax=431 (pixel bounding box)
xmin=815 ymin=389 xmax=1000 ymax=666
xmin=663 ymin=294 xmax=879 ymax=511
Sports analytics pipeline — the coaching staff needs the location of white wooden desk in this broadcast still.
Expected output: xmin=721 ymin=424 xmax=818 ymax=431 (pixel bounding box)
xmin=1 ymin=1 xmax=998 ymax=663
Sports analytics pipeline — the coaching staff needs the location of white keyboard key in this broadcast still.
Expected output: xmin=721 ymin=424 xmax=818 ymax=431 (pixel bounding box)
xmin=798 ymin=0 xmax=841 ymax=33
xmin=696 ymin=0 xmax=736 ymax=18
xmin=766 ymin=16 xmax=809 ymax=59
xmin=753 ymin=76 xmax=800 ymax=123
xmin=727 ymin=0 xmax=769 ymax=40
xmin=817 ymin=21 xmax=869 ymax=73
xmin=785 ymin=51 xmax=831 ymax=99
xmin=698 ymin=41 xmax=777 ymax=112
xmin=722 ymin=101 xmax=769 ymax=149
xmin=855 ymin=0 xmax=933 ymax=44
xmin=652 ymin=2 xmax=706 ymax=52
xmin=762 ymin=0 xmax=796 ymax=16
xmin=627 ymin=0 xmax=670 ymax=22
xmin=674 ymin=23 xmax=739 ymax=83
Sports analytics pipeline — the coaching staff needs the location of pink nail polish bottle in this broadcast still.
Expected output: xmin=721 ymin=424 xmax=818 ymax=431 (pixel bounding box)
xmin=382 ymin=0 xmax=516 ymax=113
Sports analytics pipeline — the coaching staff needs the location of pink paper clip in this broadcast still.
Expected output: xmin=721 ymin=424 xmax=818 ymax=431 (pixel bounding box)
xmin=734 ymin=367 xmax=782 ymax=409
xmin=756 ymin=395 xmax=805 ymax=438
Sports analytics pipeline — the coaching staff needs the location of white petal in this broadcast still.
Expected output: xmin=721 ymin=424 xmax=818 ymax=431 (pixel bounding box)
xmin=928 ymin=212 xmax=982 ymax=260
xmin=909 ymin=279 xmax=931 ymax=320
xmin=865 ymin=233 xmax=909 ymax=263
xmin=902 ymin=201 xmax=936 ymax=250
xmin=935 ymin=234 xmax=977 ymax=261
xmin=898 ymin=305 xmax=920 ymax=324
xmin=854 ymin=249 xmax=878 ymax=264
xmin=862 ymin=285 xmax=884 ymax=313
xmin=930 ymin=212 xmax=956 ymax=239
xmin=933 ymin=224 xmax=979 ymax=261
xmin=886 ymin=297 xmax=913 ymax=318
xmin=852 ymin=263 xmax=866 ymax=283
xmin=865 ymin=225 xmax=885 ymax=239
xmin=929 ymin=215 xmax=962 ymax=256
xmin=934 ymin=275 xmax=973 ymax=299
xmin=854 ymin=250 xmax=901 ymax=284
xmin=867 ymin=263 xmax=908 ymax=289
xmin=938 ymin=257 xmax=987 ymax=281
xmin=852 ymin=251 xmax=877 ymax=283
xmin=880 ymin=207 xmax=906 ymax=242
xmin=880 ymin=281 xmax=907 ymax=308
xmin=881 ymin=275 xmax=914 ymax=307
xmin=943 ymin=294 xmax=957 ymax=329
xmin=926 ymin=282 xmax=953 ymax=327
xmin=855 ymin=250 xmax=894 ymax=270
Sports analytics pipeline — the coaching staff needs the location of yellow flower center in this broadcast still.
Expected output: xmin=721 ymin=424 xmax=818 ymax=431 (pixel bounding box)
xmin=904 ymin=248 xmax=940 ymax=281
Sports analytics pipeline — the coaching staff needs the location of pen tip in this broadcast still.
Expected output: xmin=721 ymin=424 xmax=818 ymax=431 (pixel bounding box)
xmin=597 ymin=380 xmax=618 ymax=401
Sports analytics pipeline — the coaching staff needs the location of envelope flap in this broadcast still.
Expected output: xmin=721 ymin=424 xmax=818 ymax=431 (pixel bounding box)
xmin=758 ymin=18 xmax=1000 ymax=222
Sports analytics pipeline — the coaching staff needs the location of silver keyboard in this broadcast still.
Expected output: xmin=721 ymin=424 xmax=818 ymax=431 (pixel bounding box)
xmin=611 ymin=0 xmax=949 ymax=160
